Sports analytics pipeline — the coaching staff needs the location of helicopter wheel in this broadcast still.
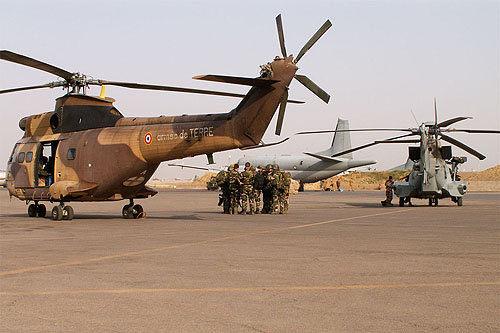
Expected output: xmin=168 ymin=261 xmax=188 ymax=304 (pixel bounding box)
xmin=399 ymin=197 xmax=405 ymax=207
xmin=28 ymin=204 xmax=37 ymax=217
xmin=428 ymin=199 xmax=433 ymax=206
xmin=457 ymin=197 xmax=463 ymax=206
xmin=434 ymin=198 xmax=439 ymax=206
xmin=122 ymin=204 xmax=134 ymax=219
xmin=37 ymin=204 xmax=47 ymax=217
xmin=132 ymin=204 xmax=144 ymax=219
xmin=63 ymin=206 xmax=74 ymax=220
xmin=51 ymin=206 xmax=63 ymax=220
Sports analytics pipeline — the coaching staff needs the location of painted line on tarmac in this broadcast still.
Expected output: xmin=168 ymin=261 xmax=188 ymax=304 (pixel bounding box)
xmin=1 ymin=281 xmax=498 ymax=296
xmin=0 ymin=209 xmax=413 ymax=277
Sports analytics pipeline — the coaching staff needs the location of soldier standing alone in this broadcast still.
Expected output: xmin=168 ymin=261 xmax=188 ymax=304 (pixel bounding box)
xmin=382 ymin=175 xmax=394 ymax=206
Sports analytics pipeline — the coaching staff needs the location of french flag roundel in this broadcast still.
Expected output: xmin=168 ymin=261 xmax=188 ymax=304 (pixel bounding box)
xmin=144 ymin=132 xmax=153 ymax=145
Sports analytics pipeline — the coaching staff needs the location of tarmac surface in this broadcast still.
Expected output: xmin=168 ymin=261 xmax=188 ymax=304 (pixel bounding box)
xmin=1 ymin=188 xmax=499 ymax=332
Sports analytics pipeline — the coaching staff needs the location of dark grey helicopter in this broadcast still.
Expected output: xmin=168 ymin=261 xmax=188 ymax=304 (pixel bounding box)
xmin=297 ymin=100 xmax=500 ymax=206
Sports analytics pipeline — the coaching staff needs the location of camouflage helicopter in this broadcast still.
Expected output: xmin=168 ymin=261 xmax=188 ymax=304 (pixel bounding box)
xmin=1 ymin=15 xmax=332 ymax=220
xmin=298 ymin=100 xmax=500 ymax=206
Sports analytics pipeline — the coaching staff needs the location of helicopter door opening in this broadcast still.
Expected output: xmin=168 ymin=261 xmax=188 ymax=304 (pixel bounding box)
xmin=36 ymin=141 xmax=59 ymax=187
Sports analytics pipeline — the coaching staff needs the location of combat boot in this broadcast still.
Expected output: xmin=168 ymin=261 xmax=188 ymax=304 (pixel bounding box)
xmin=238 ymin=210 xmax=246 ymax=215
xmin=247 ymin=211 xmax=253 ymax=215
xmin=254 ymin=209 xmax=260 ymax=214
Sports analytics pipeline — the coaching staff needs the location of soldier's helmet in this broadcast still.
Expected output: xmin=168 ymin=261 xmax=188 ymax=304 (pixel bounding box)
xmin=266 ymin=164 xmax=273 ymax=171
xmin=258 ymin=164 xmax=265 ymax=170
xmin=245 ymin=162 xmax=251 ymax=168
xmin=228 ymin=164 xmax=234 ymax=171
xmin=250 ymin=166 xmax=256 ymax=172
xmin=234 ymin=163 xmax=239 ymax=170
xmin=273 ymin=164 xmax=279 ymax=170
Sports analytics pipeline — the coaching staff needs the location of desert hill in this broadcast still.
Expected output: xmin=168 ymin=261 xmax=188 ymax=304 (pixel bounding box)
xmin=147 ymin=165 xmax=500 ymax=192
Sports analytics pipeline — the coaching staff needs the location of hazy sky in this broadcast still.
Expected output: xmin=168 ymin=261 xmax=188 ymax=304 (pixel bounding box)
xmin=1 ymin=0 xmax=498 ymax=180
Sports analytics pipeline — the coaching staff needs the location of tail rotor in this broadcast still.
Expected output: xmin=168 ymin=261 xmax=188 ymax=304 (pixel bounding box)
xmin=274 ymin=14 xmax=332 ymax=135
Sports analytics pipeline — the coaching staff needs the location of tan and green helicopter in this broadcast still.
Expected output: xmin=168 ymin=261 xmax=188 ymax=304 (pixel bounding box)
xmin=1 ymin=15 xmax=332 ymax=220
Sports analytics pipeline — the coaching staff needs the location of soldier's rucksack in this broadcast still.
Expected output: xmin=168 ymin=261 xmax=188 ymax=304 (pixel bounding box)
xmin=253 ymin=172 xmax=265 ymax=190
xmin=216 ymin=170 xmax=228 ymax=187
xmin=275 ymin=171 xmax=284 ymax=190
xmin=283 ymin=172 xmax=291 ymax=188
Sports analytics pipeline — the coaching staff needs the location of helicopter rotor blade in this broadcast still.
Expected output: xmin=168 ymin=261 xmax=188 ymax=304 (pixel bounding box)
xmin=294 ymin=19 xmax=332 ymax=64
xmin=434 ymin=98 xmax=439 ymax=142
xmin=294 ymin=74 xmax=330 ymax=103
xmin=434 ymin=98 xmax=438 ymax=126
xmin=437 ymin=116 xmax=472 ymax=128
xmin=374 ymin=139 xmax=420 ymax=144
xmin=276 ymin=14 xmax=287 ymax=58
xmin=275 ymin=89 xmax=288 ymax=135
xmin=330 ymin=133 xmax=417 ymax=158
xmin=0 ymin=50 xmax=73 ymax=81
xmin=440 ymin=133 xmax=486 ymax=160
xmin=240 ymin=137 xmax=290 ymax=150
xmin=93 ymin=80 xmax=250 ymax=99
xmin=0 ymin=81 xmax=65 ymax=94
xmin=296 ymin=128 xmax=415 ymax=135
xmin=444 ymin=129 xmax=500 ymax=134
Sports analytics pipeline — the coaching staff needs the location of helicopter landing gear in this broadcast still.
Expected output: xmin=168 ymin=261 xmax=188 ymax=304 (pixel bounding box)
xmin=37 ymin=204 xmax=47 ymax=217
xmin=399 ymin=197 xmax=405 ymax=207
xmin=51 ymin=203 xmax=74 ymax=221
xmin=28 ymin=204 xmax=37 ymax=217
xmin=122 ymin=199 xmax=145 ymax=219
xmin=27 ymin=202 xmax=47 ymax=218
xmin=428 ymin=198 xmax=439 ymax=206
xmin=457 ymin=197 xmax=463 ymax=206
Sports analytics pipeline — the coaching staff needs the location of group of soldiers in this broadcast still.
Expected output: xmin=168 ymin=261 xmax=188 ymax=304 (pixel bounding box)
xmin=215 ymin=162 xmax=291 ymax=215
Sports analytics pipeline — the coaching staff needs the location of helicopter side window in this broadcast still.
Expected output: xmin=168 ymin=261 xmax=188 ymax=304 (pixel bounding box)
xmin=18 ymin=152 xmax=25 ymax=163
xmin=26 ymin=152 xmax=33 ymax=163
xmin=67 ymin=148 xmax=77 ymax=160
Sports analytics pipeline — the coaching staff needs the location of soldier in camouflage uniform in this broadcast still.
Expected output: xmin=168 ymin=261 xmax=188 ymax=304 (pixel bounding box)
xmin=228 ymin=164 xmax=241 ymax=214
xmin=264 ymin=164 xmax=280 ymax=214
xmin=239 ymin=162 xmax=255 ymax=215
xmin=273 ymin=164 xmax=284 ymax=214
xmin=262 ymin=164 xmax=274 ymax=214
xmin=282 ymin=171 xmax=291 ymax=213
xmin=382 ymin=175 xmax=394 ymax=207
xmin=253 ymin=165 xmax=266 ymax=214
xmin=215 ymin=167 xmax=230 ymax=214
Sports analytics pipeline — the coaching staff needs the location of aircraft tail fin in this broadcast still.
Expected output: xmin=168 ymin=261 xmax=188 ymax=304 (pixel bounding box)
xmin=316 ymin=118 xmax=353 ymax=159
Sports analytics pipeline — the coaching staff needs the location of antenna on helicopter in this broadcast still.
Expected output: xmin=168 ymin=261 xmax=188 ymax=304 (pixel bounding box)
xmin=410 ymin=109 xmax=419 ymax=127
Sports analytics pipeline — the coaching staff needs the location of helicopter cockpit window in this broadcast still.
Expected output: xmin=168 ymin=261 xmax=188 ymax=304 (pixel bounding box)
xmin=18 ymin=152 xmax=25 ymax=163
xmin=67 ymin=148 xmax=77 ymax=160
xmin=9 ymin=145 xmax=19 ymax=163
xmin=26 ymin=152 xmax=33 ymax=163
